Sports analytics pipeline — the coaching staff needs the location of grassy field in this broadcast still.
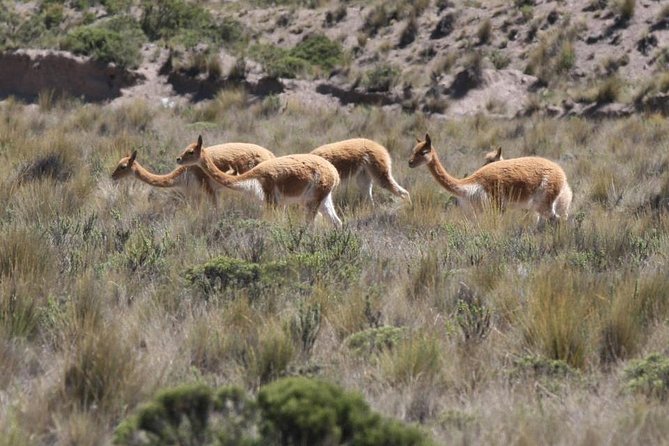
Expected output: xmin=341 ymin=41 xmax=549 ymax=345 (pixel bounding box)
xmin=1 ymin=91 xmax=669 ymax=444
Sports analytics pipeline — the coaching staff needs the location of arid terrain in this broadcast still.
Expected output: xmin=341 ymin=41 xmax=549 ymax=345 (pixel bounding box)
xmin=1 ymin=1 xmax=669 ymax=445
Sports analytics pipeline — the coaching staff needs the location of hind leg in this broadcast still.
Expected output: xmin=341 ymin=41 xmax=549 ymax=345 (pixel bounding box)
xmin=553 ymin=184 xmax=573 ymax=221
xmin=367 ymin=165 xmax=410 ymax=202
xmin=318 ymin=193 xmax=343 ymax=228
xmin=356 ymin=170 xmax=374 ymax=204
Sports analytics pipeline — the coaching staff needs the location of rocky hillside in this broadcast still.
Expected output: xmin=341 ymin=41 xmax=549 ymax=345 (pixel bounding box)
xmin=0 ymin=0 xmax=667 ymax=117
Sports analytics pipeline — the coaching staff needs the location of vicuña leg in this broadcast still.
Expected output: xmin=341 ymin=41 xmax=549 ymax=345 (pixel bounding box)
xmin=318 ymin=193 xmax=343 ymax=228
xmin=355 ymin=170 xmax=374 ymax=204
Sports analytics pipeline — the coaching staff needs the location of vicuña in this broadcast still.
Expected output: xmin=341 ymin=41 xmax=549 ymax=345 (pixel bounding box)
xmin=409 ymin=134 xmax=572 ymax=222
xmin=176 ymin=136 xmax=343 ymax=227
xmin=111 ymin=144 xmax=274 ymax=203
xmin=483 ymin=146 xmax=504 ymax=165
xmin=310 ymin=138 xmax=410 ymax=204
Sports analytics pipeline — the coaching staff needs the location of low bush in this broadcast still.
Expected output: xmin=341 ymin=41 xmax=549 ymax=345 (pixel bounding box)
xmin=623 ymin=353 xmax=669 ymax=399
xmin=509 ymin=355 xmax=578 ymax=380
xmin=345 ymin=326 xmax=407 ymax=355
xmin=140 ymin=0 xmax=219 ymax=47
xmin=115 ymin=377 xmax=429 ymax=445
xmin=364 ymin=65 xmax=400 ymax=92
xmin=62 ymin=23 xmax=142 ymax=68
xmin=251 ymin=35 xmax=344 ymax=78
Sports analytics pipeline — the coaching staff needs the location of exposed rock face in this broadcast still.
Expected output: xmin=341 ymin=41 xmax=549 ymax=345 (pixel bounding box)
xmin=0 ymin=50 xmax=143 ymax=102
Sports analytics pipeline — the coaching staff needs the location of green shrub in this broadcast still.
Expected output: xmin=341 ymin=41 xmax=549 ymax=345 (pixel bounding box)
xmin=185 ymin=230 xmax=362 ymax=299
xmin=115 ymin=378 xmax=429 ymax=445
xmin=364 ymin=65 xmax=400 ymax=92
xmin=624 ymin=353 xmax=669 ymax=399
xmin=41 ymin=3 xmax=64 ymax=30
xmin=510 ymin=355 xmax=577 ymax=380
xmin=267 ymin=54 xmax=311 ymax=78
xmin=345 ymin=326 xmax=407 ymax=355
xmin=62 ymin=24 xmax=142 ymax=68
xmin=291 ymin=34 xmax=344 ymax=71
xmin=140 ymin=0 xmax=218 ymax=45
xmin=250 ymin=35 xmax=344 ymax=78
xmin=219 ymin=16 xmax=247 ymax=47
xmin=184 ymin=256 xmax=285 ymax=299
xmin=115 ymin=383 xmax=261 ymax=445
xmin=258 ymin=377 xmax=428 ymax=446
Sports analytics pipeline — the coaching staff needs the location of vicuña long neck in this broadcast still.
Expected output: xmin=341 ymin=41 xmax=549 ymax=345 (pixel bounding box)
xmin=199 ymin=149 xmax=252 ymax=190
xmin=427 ymin=156 xmax=467 ymax=197
xmin=132 ymin=161 xmax=187 ymax=187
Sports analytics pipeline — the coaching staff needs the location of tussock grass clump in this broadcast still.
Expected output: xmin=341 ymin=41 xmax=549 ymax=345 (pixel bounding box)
xmin=399 ymin=15 xmax=418 ymax=48
xmin=525 ymin=27 xmax=578 ymax=85
xmin=381 ymin=333 xmax=443 ymax=384
xmin=520 ymin=266 xmax=595 ymax=368
xmin=613 ymin=0 xmax=636 ymax=23
xmin=477 ymin=19 xmax=492 ymax=45
xmin=62 ymin=326 xmax=146 ymax=416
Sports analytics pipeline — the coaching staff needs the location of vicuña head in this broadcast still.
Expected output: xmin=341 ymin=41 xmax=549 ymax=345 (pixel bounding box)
xmin=310 ymin=138 xmax=410 ymax=204
xmin=409 ymin=133 xmax=572 ymax=222
xmin=111 ymin=150 xmax=139 ymax=180
xmin=483 ymin=146 xmax=504 ymax=165
xmin=111 ymin=149 xmax=217 ymax=200
xmin=176 ymin=135 xmax=343 ymax=227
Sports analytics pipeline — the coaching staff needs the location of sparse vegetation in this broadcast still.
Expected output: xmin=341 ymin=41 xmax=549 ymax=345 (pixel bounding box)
xmin=2 ymin=1 xmax=669 ymax=445
xmin=0 ymin=95 xmax=669 ymax=444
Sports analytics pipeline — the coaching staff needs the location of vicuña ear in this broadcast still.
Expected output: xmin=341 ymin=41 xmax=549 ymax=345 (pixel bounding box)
xmin=496 ymin=146 xmax=502 ymax=157
xmin=425 ymin=133 xmax=431 ymax=147
xmin=416 ymin=136 xmax=421 ymax=143
xmin=196 ymin=135 xmax=203 ymax=151
xmin=129 ymin=150 xmax=137 ymax=164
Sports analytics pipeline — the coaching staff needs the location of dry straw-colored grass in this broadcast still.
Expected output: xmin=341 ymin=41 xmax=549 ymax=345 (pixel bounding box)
xmin=0 ymin=93 xmax=668 ymax=444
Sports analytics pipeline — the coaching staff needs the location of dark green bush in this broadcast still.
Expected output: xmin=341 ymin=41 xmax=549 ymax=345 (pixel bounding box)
xmin=41 ymin=3 xmax=64 ymax=30
xmin=115 ymin=383 xmax=261 ymax=445
xmin=624 ymin=353 xmax=669 ymax=399
xmin=258 ymin=377 xmax=428 ymax=446
xmin=184 ymin=256 xmax=286 ymax=299
xmin=510 ymin=355 xmax=578 ymax=380
xmin=364 ymin=65 xmax=400 ymax=92
xmin=250 ymin=35 xmax=344 ymax=78
xmin=345 ymin=326 xmax=406 ymax=355
xmin=185 ymin=229 xmax=362 ymax=298
xmin=115 ymin=377 xmax=429 ymax=446
xmin=62 ymin=23 xmax=142 ymax=68
xmin=291 ymin=34 xmax=344 ymax=71
xmin=140 ymin=0 xmax=218 ymax=44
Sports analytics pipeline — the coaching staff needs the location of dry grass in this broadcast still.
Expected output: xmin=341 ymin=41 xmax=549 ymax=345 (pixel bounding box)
xmin=0 ymin=94 xmax=669 ymax=444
